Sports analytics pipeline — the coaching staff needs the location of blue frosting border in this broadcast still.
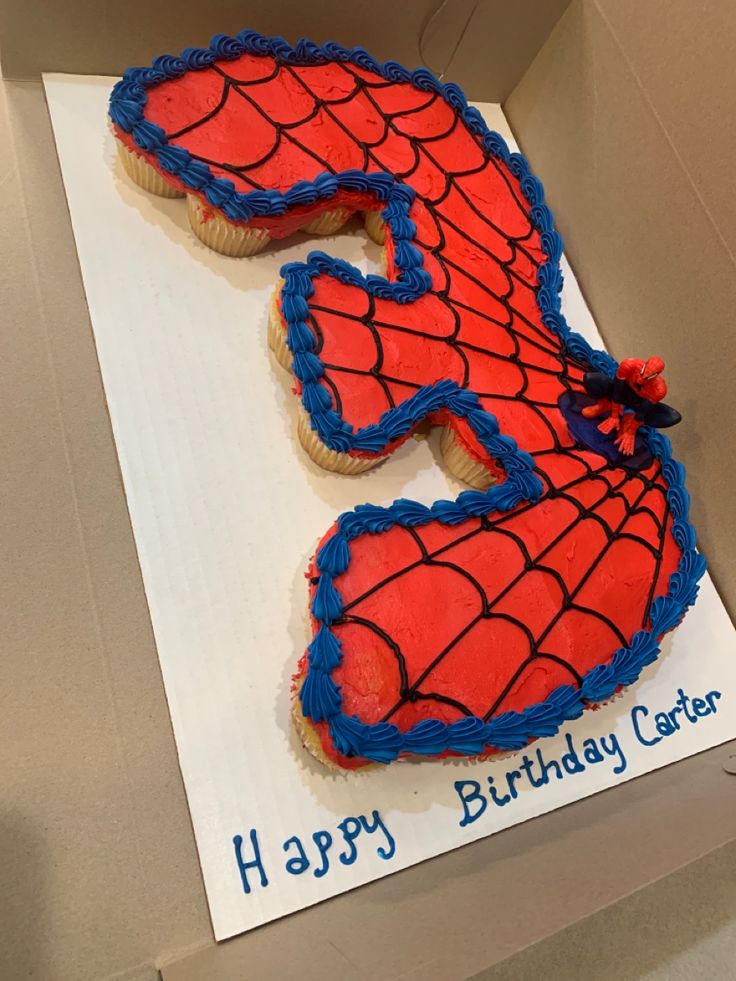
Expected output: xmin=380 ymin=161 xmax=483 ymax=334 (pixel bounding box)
xmin=111 ymin=32 xmax=706 ymax=763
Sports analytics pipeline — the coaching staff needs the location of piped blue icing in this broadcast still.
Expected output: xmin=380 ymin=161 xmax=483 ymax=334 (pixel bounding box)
xmin=109 ymin=32 xmax=705 ymax=763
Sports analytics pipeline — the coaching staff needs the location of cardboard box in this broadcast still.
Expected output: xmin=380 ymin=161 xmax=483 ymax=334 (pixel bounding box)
xmin=2 ymin=2 xmax=734 ymax=978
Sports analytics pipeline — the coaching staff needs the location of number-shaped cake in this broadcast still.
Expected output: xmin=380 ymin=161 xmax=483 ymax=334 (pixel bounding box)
xmin=110 ymin=32 xmax=703 ymax=769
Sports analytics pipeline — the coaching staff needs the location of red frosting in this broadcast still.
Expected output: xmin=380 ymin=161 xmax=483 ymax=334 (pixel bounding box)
xmin=302 ymin=456 xmax=680 ymax=767
xmin=117 ymin=50 xmax=684 ymax=767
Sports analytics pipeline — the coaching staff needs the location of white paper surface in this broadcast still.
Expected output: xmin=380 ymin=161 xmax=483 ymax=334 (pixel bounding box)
xmin=45 ymin=73 xmax=736 ymax=941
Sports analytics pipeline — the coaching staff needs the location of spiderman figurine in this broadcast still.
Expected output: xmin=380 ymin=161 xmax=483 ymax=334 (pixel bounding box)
xmin=560 ymin=356 xmax=681 ymax=469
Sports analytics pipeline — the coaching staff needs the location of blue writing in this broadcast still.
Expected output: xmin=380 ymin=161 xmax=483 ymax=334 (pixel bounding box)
xmin=233 ymin=829 xmax=268 ymax=893
xmin=631 ymin=688 xmax=722 ymax=747
xmin=600 ymin=733 xmax=627 ymax=774
xmin=505 ymin=769 xmax=523 ymax=799
xmin=655 ymin=710 xmax=678 ymax=736
xmin=454 ymin=730 xmax=634 ymax=826
xmin=691 ymin=697 xmax=709 ymax=717
xmin=631 ymin=704 xmax=660 ymax=746
xmin=706 ymin=690 xmax=722 ymax=712
xmin=312 ymin=830 xmax=332 ymax=878
xmin=487 ymin=775 xmax=511 ymax=806
xmin=282 ymin=835 xmax=310 ymax=875
xmin=337 ymin=816 xmax=362 ymax=866
xmin=519 ymin=753 xmax=545 ymax=788
xmin=582 ymin=737 xmax=605 ymax=764
xmin=534 ymin=747 xmax=562 ymax=784
xmin=561 ymin=733 xmax=585 ymax=774
xmin=360 ymin=810 xmax=396 ymax=860
xmin=454 ymin=780 xmax=487 ymax=827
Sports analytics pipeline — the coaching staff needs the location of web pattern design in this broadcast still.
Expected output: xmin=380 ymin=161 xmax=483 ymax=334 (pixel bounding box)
xmin=110 ymin=34 xmax=704 ymax=763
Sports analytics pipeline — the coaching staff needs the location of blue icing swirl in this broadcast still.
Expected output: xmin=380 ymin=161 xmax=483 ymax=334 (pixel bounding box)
xmin=507 ymin=152 xmax=530 ymax=180
xmin=235 ymin=30 xmax=270 ymax=54
xmin=445 ymin=716 xmax=489 ymax=754
xmin=329 ymin=714 xmax=392 ymax=760
xmin=176 ymin=159 xmax=213 ymax=191
xmin=531 ymin=202 xmax=555 ymax=233
xmin=671 ymin=518 xmax=696 ymax=551
xmin=301 ymin=381 xmax=332 ymax=414
xmin=322 ymin=40 xmax=351 ymax=61
xmin=308 ymin=627 xmax=343 ymax=672
xmin=337 ymin=512 xmax=370 ymax=540
xmin=281 ymin=292 xmax=310 ymax=323
xmin=483 ymin=130 xmax=510 ymax=163
xmin=580 ymin=663 xmax=617 ymax=702
xmin=389 ymin=499 xmax=433 ymax=525
xmin=295 ymin=38 xmax=325 ymax=62
xmin=132 ymin=119 xmax=166 ymax=152
xmin=156 ymin=144 xmax=191 ymax=173
xmin=445 ymin=388 xmax=480 ymax=417
xmin=181 ymin=47 xmax=217 ymax=70
xmin=286 ymin=319 xmax=316 ymax=353
xmin=456 ymin=490 xmax=497 ymax=516
xmin=521 ymin=173 xmax=545 ymax=206
xmin=300 ymin=668 xmax=341 ymax=722
xmin=442 ymin=82 xmax=467 ymax=111
xmin=353 ymin=504 xmax=395 ymax=534
xmin=210 ymin=34 xmax=245 ymax=59
xmin=109 ymin=98 xmax=142 ymax=131
xmin=152 ymin=54 xmax=186 ymax=77
xmin=317 ymin=534 xmax=351 ymax=576
xmin=313 ymin=412 xmax=350 ymax=446
xmin=203 ymin=178 xmax=236 ymax=212
xmin=350 ymin=46 xmax=380 ymax=74
xmin=268 ymin=36 xmax=295 ymax=61
xmin=666 ymin=483 xmax=690 ymax=519
xmin=284 ymin=181 xmax=319 ymax=207
xmin=402 ymin=719 xmax=450 ymax=755
xmin=350 ymin=426 xmax=390 ymax=453
xmin=431 ymin=499 xmax=471 ymax=525
xmin=461 ymin=106 xmax=486 ymax=135
xmin=112 ymin=79 xmax=145 ymax=101
xmin=291 ymin=351 xmax=324 ymax=383
xmin=382 ymin=60 xmax=410 ymax=83
xmin=312 ymin=574 xmax=343 ymax=624
xmin=410 ymin=67 xmax=442 ymax=92
xmin=649 ymin=594 xmax=684 ymax=635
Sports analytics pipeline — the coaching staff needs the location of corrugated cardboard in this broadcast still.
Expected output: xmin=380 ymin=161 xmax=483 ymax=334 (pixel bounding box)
xmin=0 ymin=80 xmax=211 ymax=981
xmin=159 ymin=745 xmax=736 ymax=981
xmin=0 ymin=0 xmax=570 ymax=101
xmin=2 ymin=2 xmax=735 ymax=978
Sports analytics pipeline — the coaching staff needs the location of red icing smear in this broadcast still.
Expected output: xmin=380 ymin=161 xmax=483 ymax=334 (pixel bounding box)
xmin=124 ymin=51 xmax=684 ymax=766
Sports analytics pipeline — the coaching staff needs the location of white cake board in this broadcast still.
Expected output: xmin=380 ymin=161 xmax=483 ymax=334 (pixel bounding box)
xmin=44 ymin=73 xmax=736 ymax=942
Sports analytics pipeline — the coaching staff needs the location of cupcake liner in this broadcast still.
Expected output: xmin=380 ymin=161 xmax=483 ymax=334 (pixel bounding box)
xmin=441 ymin=426 xmax=497 ymax=489
xmin=363 ymin=209 xmax=387 ymax=245
xmin=291 ymin=676 xmax=353 ymax=770
xmin=302 ymin=207 xmax=351 ymax=235
xmin=267 ymin=290 xmax=294 ymax=371
xmin=117 ymin=140 xmax=184 ymax=198
xmin=187 ymin=194 xmax=271 ymax=257
xmin=269 ymin=290 xmax=382 ymax=475
xmin=297 ymin=408 xmax=381 ymax=475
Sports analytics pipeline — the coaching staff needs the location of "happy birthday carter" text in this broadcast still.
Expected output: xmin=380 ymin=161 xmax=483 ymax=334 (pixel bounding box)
xmin=454 ymin=686 xmax=722 ymax=826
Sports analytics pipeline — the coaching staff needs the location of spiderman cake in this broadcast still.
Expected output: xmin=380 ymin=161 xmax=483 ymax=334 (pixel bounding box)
xmin=110 ymin=32 xmax=703 ymax=770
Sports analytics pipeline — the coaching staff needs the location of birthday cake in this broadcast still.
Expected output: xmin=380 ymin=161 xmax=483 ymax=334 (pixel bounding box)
xmin=110 ymin=32 xmax=703 ymax=770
